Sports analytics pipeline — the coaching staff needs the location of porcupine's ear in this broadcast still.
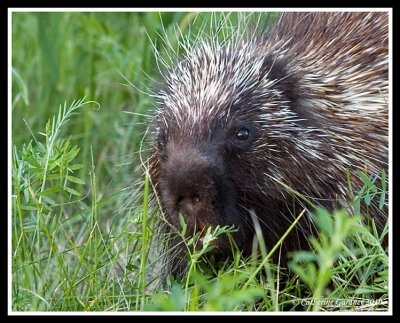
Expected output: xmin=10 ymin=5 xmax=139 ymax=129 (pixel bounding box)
xmin=260 ymin=54 xmax=320 ymax=128
xmin=260 ymin=55 xmax=301 ymax=108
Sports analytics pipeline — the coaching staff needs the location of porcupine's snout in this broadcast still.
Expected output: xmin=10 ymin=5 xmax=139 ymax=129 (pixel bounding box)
xmin=157 ymin=145 xmax=237 ymax=240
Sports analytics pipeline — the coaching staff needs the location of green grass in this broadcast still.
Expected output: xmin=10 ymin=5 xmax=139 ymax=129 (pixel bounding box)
xmin=11 ymin=11 xmax=389 ymax=312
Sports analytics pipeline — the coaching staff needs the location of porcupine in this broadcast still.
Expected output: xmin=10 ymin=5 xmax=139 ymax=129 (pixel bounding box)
xmin=146 ymin=12 xmax=388 ymax=278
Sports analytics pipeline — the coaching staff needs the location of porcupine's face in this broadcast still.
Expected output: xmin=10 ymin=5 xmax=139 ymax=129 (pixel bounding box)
xmin=150 ymin=40 xmax=306 ymax=269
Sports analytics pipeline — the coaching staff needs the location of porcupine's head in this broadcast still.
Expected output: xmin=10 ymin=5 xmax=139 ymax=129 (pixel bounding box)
xmin=148 ymin=35 xmax=321 ymax=275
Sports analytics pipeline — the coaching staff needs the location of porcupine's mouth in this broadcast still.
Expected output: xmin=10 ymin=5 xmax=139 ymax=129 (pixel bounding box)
xmin=184 ymin=222 xmax=211 ymax=250
xmin=187 ymin=222 xmax=237 ymax=255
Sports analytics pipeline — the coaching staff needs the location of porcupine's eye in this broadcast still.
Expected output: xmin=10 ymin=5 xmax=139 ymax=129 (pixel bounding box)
xmin=235 ymin=127 xmax=250 ymax=141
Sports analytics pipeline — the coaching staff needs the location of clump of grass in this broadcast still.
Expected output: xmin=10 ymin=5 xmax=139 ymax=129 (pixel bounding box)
xmin=144 ymin=224 xmax=264 ymax=311
xmin=12 ymin=99 xmax=158 ymax=311
xmin=289 ymin=207 xmax=388 ymax=311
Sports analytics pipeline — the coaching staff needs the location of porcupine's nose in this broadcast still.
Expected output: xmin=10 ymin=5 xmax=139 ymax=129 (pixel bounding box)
xmin=163 ymin=147 xmax=221 ymax=230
